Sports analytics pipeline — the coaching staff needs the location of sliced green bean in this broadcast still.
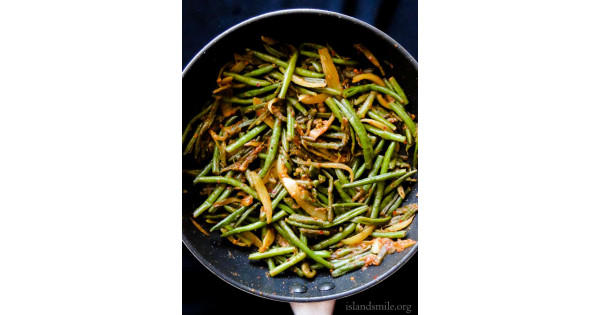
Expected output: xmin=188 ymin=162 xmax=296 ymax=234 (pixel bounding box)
xmin=341 ymin=170 xmax=407 ymax=188
xmin=331 ymin=260 xmax=365 ymax=277
xmin=248 ymin=49 xmax=324 ymax=78
xmin=356 ymin=91 xmax=377 ymax=118
xmin=220 ymin=210 xmax=287 ymax=237
xmin=389 ymin=77 xmax=409 ymax=106
xmin=364 ymin=124 xmax=406 ymax=142
xmin=235 ymin=83 xmax=280 ymax=98
xmin=313 ymin=223 xmax=357 ymax=250
xmin=383 ymin=169 xmax=417 ymax=195
xmin=299 ymin=50 xmax=359 ymax=66
xmin=249 ymin=246 xmax=296 ymax=260
xmin=352 ymin=216 xmax=391 ymax=226
xmin=258 ymin=118 xmax=281 ymax=178
xmin=243 ymin=64 xmax=277 ymax=77
xmin=371 ymin=230 xmax=407 ymax=238
xmin=223 ymin=71 xmax=272 ymax=87
xmin=343 ymin=84 xmax=406 ymax=104
xmin=225 ymin=124 xmax=268 ymax=153
xmin=278 ymin=49 xmax=298 ymax=99
xmin=273 ymin=220 xmax=334 ymax=269
xmin=269 ymin=251 xmax=307 ymax=277
xmin=193 ymin=176 xmax=258 ymax=199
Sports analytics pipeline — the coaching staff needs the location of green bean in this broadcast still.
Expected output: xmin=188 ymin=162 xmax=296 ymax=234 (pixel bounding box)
xmin=327 ymin=205 xmax=369 ymax=227
xmin=249 ymin=246 xmax=296 ymax=260
xmin=333 ymin=180 xmax=353 ymax=203
xmin=193 ymin=184 xmax=226 ymax=217
xmin=278 ymin=49 xmax=298 ymax=99
xmin=286 ymin=220 xmax=323 ymax=230
xmin=288 ymin=214 xmax=327 ymax=226
xmin=363 ymin=155 xmax=384 ymax=190
xmin=398 ymin=205 xmax=418 ymax=222
xmin=269 ymin=251 xmax=307 ymax=277
xmin=225 ymin=124 xmax=268 ymax=153
xmin=332 ymin=202 xmax=364 ymax=209
xmin=234 ymin=203 xmax=259 ymax=227
xmin=371 ymin=231 xmax=407 ymax=238
xmin=341 ymin=170 xmax=407 ymax=188
xmin=299 ymin=50 xmax=359 ymax=66
xmin=310 ymin=87 xmax=343 ymax=96
xmin=379 ymin=191 xmax=397 ymax=213
xmin=286 ymin=104 xmax=294 ymax=142
xmin=352 ymin=216 xmax=391 ymax=226
xmin=364 ymin=124 xmax=407 ymax=142
xmin=372 ymin=142 xmax=396 ymax=218
xmin=335 ymin=169 xmax=357 ymax=198
xmin=193 ymin=176 xmax=258 ymax=199
xmin=223 ymin=71 xmax=272 ymax=87
xmin=366 ymin=110 xmax=397 ymax=131
xmin=389 ymin=102 xmax=416 ymax=138
xmin=235 ymin=83 xmax=280 ymax=98
xmin=388 ymin=77 xmax=409 ymax=106
xmin=356 ymin=91 xmax=377 ymax=118
xmin=258 ymin=119 xmax=281 ymax=178
xmin=329 ymin=98 xmax=374 ymax=168
xmin=211 ymin=140 xmax=220 ymax=174
xmin=248 ymin=49 xmax=324 ymax=78
xmin=263 ymin=44 xmax=288 ymax=59
xmin=274 ymin=220 xmax=334 ymax=269
xmin=384 ymin=193 xmax=404 ymax=217
xmin=192 ymin=163 xmax=213 ymax=180
xmin=384 ymin=169 xmax=417 ymax=195
xmin=299 ymin=228 xmax=331 ymax=237
xmin=208 ymin=186 xmax=234 ymax=213
xmin=310 ymin=59 xmax=322 ymax=73
xmin=331 ymin=260 xmax=366 ymax=277
xmin=211 ymin=203 xmax=258 ymax=232
xmin=267 ymin=258 xmax=276 ymax=271
xmin=182 ymin=111 xmax=205 ymax=144
xmin=220 ymin=210 xmax=287 ymax=237
xmin=240 ymin=103 xmax=265 ymax=113
xmin=343 ymin=83 xmax=406 ymax=104
xmin=243 ymin=64 xmax=277 ymax=77
xmin=313 ymin=223 xmax=357 ymax=250
xmin=323 ymin=97 xmax=344 ymax=124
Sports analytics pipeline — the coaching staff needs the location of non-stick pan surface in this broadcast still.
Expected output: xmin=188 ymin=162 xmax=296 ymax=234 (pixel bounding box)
xmin=182 ymin=9 xmax=418 ymax=302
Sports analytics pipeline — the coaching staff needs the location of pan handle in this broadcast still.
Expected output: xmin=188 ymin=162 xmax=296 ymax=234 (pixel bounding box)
xmin=290 ymin=300 xmax=336 ymax=315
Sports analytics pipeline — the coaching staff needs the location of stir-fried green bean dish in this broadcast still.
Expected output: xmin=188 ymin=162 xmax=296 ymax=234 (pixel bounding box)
xmin=183 ymin=37 xmax=418 ymax=278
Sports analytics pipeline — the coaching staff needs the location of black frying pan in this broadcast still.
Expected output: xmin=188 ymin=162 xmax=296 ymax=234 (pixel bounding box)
xmin=182 ymin=9 xmax=418 ymax=302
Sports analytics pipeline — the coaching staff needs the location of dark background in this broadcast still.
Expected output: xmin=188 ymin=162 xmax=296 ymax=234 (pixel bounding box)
xmin=182 ymin=1 xmax=417 ymax=314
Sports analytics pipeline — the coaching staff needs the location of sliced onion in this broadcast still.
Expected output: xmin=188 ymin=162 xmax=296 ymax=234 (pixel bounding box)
xmin=190 ymin=218 xmax=209 ymax=236
xmin=212 ymin=197 xmax=242 ymax=208
xmin=277 ymin=157 xmax=327 ymax=220
xmin=241 ymin=195 xmax=253 ymax=206
xmin=318 ymin=48 xmax=342 ymax=93
xmin=240 ymin=231 xmax=263 ymax=248
xmin=376 ymin=94 xmax=391 ymax=109
xmin=341 ymin=225 xmax=375 ymax=245
xmin=292 ymin=158 xmax=354 ymax=182
xmin=306 ymin=114 xmax=335 ymax=140
xmin=249 ymin=171 xmax=273 ymax=223
xmin=354 ymin=44 xmax=385 ymax=76
xmin=381 ymin=215 xmax=414 ymax=232
xmin=360 ymin=118 xmax=394 ymax=131
xmin=229 ymin=60 xmax=247 ymax=73
xmin=258 ymin=227 xmax=275 ymax=252
xmin=298 ymin=93 xmax=329 ymax=104
xmin=352 ymin=73 xmax=386 ymax=86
